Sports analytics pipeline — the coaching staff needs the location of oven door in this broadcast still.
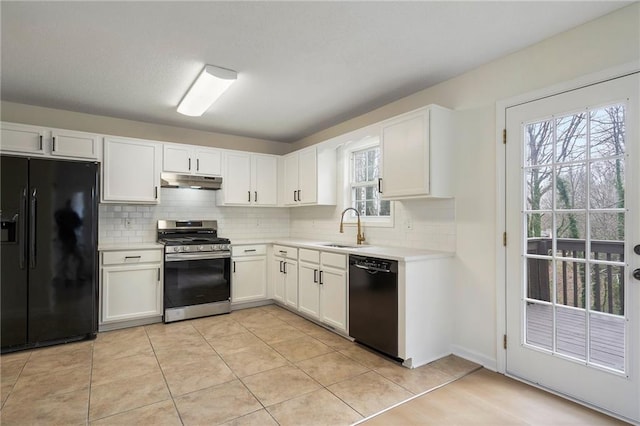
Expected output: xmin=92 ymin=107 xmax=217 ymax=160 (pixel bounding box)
xmin=164 ymin=252 xmax=230 ymax=310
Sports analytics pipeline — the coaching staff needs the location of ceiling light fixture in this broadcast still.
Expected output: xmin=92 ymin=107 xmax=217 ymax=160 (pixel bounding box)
xmin=177 ymin=65 xmax=237 ymax=116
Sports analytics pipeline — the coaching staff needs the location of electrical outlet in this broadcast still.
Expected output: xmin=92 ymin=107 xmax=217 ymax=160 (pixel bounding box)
xmin=124 ymin=218 xmax=132 ymax=229
xmin=405 ymin=218 xmax=413 ymax=230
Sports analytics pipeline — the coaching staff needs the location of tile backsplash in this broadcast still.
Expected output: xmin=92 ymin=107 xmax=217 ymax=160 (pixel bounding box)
xmin=99 ymin=188 xmax=455 ymax=252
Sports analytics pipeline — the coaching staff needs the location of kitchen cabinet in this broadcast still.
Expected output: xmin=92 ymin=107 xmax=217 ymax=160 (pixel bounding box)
xmin=231 ymin=245 xmax=268 ymax=304
xmin=283 ymin=145 xmax=336 ymax=206
xmin=298 ymin=248 xmax=347 ymax=332
xmin=218 ymin=151 xmax=278 ymax=206
xmin=1 ymin=122 xmax=100 ymax=160
xmin=272 ymin=245 xmax=298 ymax=308
xmin=99 ymin=248 xmax=163 ymax=330
xmin=379 ymin=105 xmax=453 ymax=199
xmin=102 ymin=136 xmax=162 ymax=203
xmin=163 ymin=143 xmax=222 ymax=176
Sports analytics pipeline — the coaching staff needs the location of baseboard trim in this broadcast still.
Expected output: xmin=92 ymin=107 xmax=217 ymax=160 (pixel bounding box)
xmin=451 ymin=344 xmax=497 ymax=371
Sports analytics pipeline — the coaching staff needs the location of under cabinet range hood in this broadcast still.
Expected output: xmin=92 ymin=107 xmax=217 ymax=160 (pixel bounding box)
xmin=160 ymin=173 xmax=222 ymax=190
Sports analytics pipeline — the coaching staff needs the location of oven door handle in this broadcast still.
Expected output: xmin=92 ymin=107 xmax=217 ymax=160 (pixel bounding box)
xmin=165 ymin=252 xmax=231 ymax=262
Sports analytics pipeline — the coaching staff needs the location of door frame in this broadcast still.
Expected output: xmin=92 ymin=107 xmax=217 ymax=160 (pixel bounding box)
xmin=495 ymin=61 xmax=640 ymax=377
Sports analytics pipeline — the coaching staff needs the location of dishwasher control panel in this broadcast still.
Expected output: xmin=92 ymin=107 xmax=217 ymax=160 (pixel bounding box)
xmin=349 ymin=255 xmax=397 ymax=273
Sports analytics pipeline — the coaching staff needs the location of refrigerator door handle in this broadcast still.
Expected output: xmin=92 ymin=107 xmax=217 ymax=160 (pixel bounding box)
xmin=29 ymin=188 xmax=37 ymax=269
xmin=19 ymin=188 xmax=27 ymax=269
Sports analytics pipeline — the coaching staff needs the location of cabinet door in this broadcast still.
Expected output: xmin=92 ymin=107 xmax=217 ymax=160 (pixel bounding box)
xmin=297 ymin=148 xmax=317 ymax=204
xmin=272 ymin=258 xmax=285 ymax=303
xmin=252 ymin=155 xmax=278 ymax=205
xmin=51 ymin=129 xmax=99 ymax=159
xmin=298 ymin=262 xmax=320 ymax=319
xmin=102 ymin=264 xmax=162 ymax=323
xmin=381 ymin=109 xmax=430 ymax=199
xmin=0 ymin=123 xmax=45 ymax=155
xmin=103 ymin=137 xmax=161 ymax=203
xmin=223 ymin=152 xmax=252 ymax=205
xmin=283 ymin=259 xmax=298 ymax=308
xmin=320 ymin=266 xmax=347 ymax=332
xmin=163 ymin=144 xmax=192 ymax=173
xmin=283 ymin=153 xmax=299 ymax=205
xmin=232 ymin=256 xmax=267 ymax=303
xmin=195 ymin=148 xmax=222 ymax=176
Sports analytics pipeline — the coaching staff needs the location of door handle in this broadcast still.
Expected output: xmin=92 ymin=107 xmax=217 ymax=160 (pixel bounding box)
xmin=634 ymin=245 xmax=640 ymax=255
xmin=52 ymin=136 xmax=56 ymax=152
xmin=283 ymin=262 xmax=287 ymax=274
xmin=293 ymin=190 xmax=297 ymax=202
xmin=233 ymin=261 xmax=236 ymax=273
xmin=18 ymin=188 xmax=27 ymax=269
xmin=39 ymin=135 xmax=43 ymax=151
xmin=197 ymin=158 xmax=200 ymax=171
xmin=254 ymin=191 xmax=257 ymax=203
xmin=29 ymin=188 xmax=37 ymax=269
xmin=279 ymin=260 xmax=283 ymax=273
xmin=319 ymin=270 xmax=324 ymax=285
xmin=297 ymin=190 xmax=301 ymax=202
xmin=378 ymin=178 xmax=383 ymax=194
xmin=313 ymin=269 xmax=318 ymax=283
xmin=633 ymin=269 xmax=640 ymax=280
xmin=188 ymin=158 xmax=191 ymax=171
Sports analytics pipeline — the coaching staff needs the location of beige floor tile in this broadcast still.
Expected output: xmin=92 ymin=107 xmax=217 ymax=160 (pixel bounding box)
xmin=146 ymin=328 xmax=209 ymax=351
xmin=1 ymin=382 xmax=13 ymax=407
xmin=93 ymin=335 xmax=153 ymax=360
xmin=154 ymin=343 xmax=219 ymax=369
xmin=90 ymin=399 xmax=182 ymax=426
xmin=267 ymin=388 xmax=363 ymax=426
xmin=242 ymin=364 xmax=321 ymax=407
xmin=305 ymin=327 xmax=354 ymax=349
xmin=206 ymin=331 xmax=266 ymax=355
xmin=1 ymin=387 xmax=89 ymax=425
xmin=429 ymin=354 xmax=480 ymax=378
xmin=95 ymin=325 xmax=147 ymax=344
xmin=89 ymin=370 xmax=170 ymax=420
xmin=9 ymin=363 xmax=91 ymax=402
xmin=0 ymin=350 xmax=31 ymax=364
xmin=375 ymin=362 xmax=453 ymax=394
xmin=221 ymin=344 xmax=289 ymax=377
xmin=220 ymin=408 xmax=279 ymax=426
xmin=91 ymin=353 xmax=161 ymax=386
xmin=235 ymin=313 xmax=288 ymax=330
xmin=0 ymin=357 xmax=28 ymax=385
xmin=296 ymin=352 xmax=369 ymax=386
xmin=174 ymin=380 xmax=261 ymax=426
xmin=161 ymin=355 xmax=236 ymax=396
xmin=20 ymin=344 xmax=92 ymax=377
xmin=328 ymin=370 xmax=413 ymax=417
xmin=271 ymin=335 xmax=334 ymax=362
xmin=29 ymin=339 xmax=94 ymax=357
xmin=339 ymin=344 xmax=394 ymax=369
xmin=249 ymin=324 xmax=306 ymax=345
xmin=192 ymin=317 xmax=250 ymax=339
xmin=145 ymin=320 xmax=198 ymax=337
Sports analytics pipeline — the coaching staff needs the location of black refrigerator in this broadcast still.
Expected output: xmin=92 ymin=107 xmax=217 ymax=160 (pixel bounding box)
xmin=1 ymin=155 xmax=99 ymax=352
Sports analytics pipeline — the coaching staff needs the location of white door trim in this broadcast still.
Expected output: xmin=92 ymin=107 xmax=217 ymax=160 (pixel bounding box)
xmin=495 ymin=60 xmax=640 ymax=375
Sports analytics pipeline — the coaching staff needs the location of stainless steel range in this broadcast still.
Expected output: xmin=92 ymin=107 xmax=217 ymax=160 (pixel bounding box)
xmin=157 ymin=220 xmax=231 ymax=323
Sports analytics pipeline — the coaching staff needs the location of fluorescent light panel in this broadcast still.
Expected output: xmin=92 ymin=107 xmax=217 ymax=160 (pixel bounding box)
xmin=177 ymin=65 xmax=237 ymax=116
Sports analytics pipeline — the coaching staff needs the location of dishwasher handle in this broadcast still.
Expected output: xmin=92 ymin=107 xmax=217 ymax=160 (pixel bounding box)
xmin=353 ymin=263 xmax=392 ymax=273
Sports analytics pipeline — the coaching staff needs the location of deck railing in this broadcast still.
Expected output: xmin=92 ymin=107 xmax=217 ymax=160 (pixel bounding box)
xmin=527 ymin=238 xmax=625 ymax=315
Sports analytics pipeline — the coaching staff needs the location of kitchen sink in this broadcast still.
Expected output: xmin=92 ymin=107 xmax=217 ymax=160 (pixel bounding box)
xmin=320 ymin=243 xmax=360 ymax=248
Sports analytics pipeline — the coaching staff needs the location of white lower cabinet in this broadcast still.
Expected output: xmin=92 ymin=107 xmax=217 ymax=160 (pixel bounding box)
xmin=297 ymin=249 xmax=347 ymax=332
xmin=272 ymin=245 xmax=298 ymax=308
xmin=99 ymin=247 xmax=163 ymax=330
xmin=231 ymin=245 xmax=267 ymax=304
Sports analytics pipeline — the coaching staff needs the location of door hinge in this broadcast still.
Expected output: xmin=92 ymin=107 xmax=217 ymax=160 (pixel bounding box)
xmin=503 ymin=232 xmax=507 ymax=247
xmin=503 ymin=334 xmax=507 ymax=349
xmin=503 ymin=129 xmax=507 ymax=144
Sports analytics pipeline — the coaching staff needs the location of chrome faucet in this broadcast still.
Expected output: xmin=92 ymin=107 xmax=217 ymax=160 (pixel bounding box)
xmin=340 ymin=207 xmax=365 ymax=245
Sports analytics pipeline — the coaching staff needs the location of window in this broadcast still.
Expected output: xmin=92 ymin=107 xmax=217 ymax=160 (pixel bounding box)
xmin=350 ymin=145 xmax=390 ymax=219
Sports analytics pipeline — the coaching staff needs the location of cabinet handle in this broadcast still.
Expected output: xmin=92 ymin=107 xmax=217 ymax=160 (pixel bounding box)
xmin=254 ymin=191 xmax=257 ymax=203
xmin=279 ymin=260 xmax=283 ymax=273
xmin=39 ymin=135 xmax=43 ymax=151
xmin=188 ymin=158 xmax=191 ymax=171
xmin=52 ymin=136 xmax=56 ymax=152
xmin=244 ymin=249 xmax=256 ymax=253
xmin=248 ymin=191 xmax=251 ymax=202
xmin=279 ymin=250 xmax=287 ymax=254
xmin=293 ymin=190 xmax=297 ymax=202
xmin=283 ymin=262 xmax=287 ymax=274
xmin=319 ymin=270 xmax=324 ymax=285
xmin=155 ymin=186 xmax=158 ymax=199
xmin=378 ymin=178 xmax=383 ymax=194
xmin=313 ymin=269 xmax=318 ymax=283
xmin=297 ymin=190 xmax=301 ymax=202
xmin=233 ymin=261 xmax=236 ymax=273
xmin=197 ymin=158 xmax=200 ymax=171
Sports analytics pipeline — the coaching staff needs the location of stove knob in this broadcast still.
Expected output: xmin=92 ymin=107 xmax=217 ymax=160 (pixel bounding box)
xmin=183 ymin=246 xmax=191 ymax=252
xmin=173 ymin=246 xmax=182 ymax=253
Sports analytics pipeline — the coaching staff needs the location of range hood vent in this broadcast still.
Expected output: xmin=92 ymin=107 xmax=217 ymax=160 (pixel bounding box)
xmin=160 ymin=173 xmax=222 ymax=190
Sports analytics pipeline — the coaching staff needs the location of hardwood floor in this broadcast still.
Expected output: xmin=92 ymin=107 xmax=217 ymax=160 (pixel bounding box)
xmin=360 ymin=368 xmax=628 ymax=425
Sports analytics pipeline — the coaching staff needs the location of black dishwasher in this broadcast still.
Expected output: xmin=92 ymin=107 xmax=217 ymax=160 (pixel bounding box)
xmin=349 ymin=255 xmax=399 ymax=359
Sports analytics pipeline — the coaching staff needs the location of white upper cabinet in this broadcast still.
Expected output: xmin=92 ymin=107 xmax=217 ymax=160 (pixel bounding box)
xmin=283 ymin=146 xmax=336 ymax=206
xmin=163 ymin=143 xmax=221 ymax=176
xmin=1 ymin=122 xmax=100 ymax=160
xmin=380 ymin=105 xmax=453 ymax=199
xmin=102 ymin=137 xmax=162 ymax=204
xmin=218 ymin=151 xmax=278 ymax=206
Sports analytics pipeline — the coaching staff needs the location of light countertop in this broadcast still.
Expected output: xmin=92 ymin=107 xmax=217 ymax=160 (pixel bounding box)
xmin=98 ymin=242 xmax=165 ymax=251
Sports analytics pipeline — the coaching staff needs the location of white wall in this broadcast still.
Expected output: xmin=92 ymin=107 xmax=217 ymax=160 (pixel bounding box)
xmin=292 ymin=4 xmax=640 ymax=368
xmin=99 ymin=188 xmax=290 ymax=245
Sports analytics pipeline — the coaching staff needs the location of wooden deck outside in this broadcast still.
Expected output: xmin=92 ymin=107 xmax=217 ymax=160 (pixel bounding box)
xmin=526 ymin=303 xmax=625 ymax=371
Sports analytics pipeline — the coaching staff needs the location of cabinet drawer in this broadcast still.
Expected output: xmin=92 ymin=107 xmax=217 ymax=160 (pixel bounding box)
xmin=232 ymin=244 xmax=267 ymax=257
xmin=102 ymin=249 xmax=163 ymax=265
xmin=321 ymin=252 xmax=346 ymax=270
xmin=273 ymin=245 xmax=297 ymax=260
xmin=299 ymin=248 xmax=320 ymax=264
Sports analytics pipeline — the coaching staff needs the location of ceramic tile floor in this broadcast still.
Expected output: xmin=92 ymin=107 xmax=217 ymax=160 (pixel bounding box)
xmin=0 ymin=305 xmax=480 ymax=425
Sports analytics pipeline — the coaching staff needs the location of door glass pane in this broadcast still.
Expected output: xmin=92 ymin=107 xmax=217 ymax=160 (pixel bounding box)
xmin=589 ymin=105 xmax=625 ymax=159
xmin=590 ymin=311 xmax=625 ymax=371
xmin=556 ymin=261 xmax=585 ymax=308
xmin=590 ymin=159 xmax=625 ymax=209
xmin=526 ymin=302 xmax=553 ymax=350
xmin=556 ymin=164 xmax=586 ymax=209
xmin=556 ymin=113 xmax=587 ymax=162
xmin=590 ymin=264 xmax=624 ymax=315
xmin=525 ymin=120 xmax=553 ymax=167
xmin=556 ymin=305 xmax=586 ymax=360
xmin=525 ymin=167 xmax=552 ymax=211
xmin=526 ymin=257 xmax=552 ymax=302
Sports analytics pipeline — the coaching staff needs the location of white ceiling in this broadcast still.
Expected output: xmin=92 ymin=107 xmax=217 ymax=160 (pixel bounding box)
xmin=0 ymin=1 xmax=628 ymax=142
